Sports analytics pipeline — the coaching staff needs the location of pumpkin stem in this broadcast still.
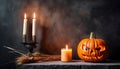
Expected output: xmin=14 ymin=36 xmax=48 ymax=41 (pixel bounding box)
xmin=90 ymin=32 xmax=94 ymax=39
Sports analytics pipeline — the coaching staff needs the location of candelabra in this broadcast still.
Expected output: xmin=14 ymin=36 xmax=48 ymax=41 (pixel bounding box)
xmin=22 ymin=26 xmax=37 ymax=56
xmin=22 ymin=13 xmax=37 ymax=56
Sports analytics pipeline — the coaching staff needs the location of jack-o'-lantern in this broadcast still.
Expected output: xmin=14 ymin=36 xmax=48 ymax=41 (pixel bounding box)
xmin=77 ymin=32 xmax=109 ymax=62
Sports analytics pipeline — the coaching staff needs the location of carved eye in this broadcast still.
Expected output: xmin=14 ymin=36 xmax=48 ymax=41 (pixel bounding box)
xmin=95 ymin=47 xmax=101 ymax=51
xmin=83 ymin=46 xmax=89 ymax=50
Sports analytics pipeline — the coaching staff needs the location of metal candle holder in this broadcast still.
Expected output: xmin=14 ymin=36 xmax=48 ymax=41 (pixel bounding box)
xmin=22 ymin=41 xmax=37 ymax=56
xmin=22 ymin=16 xmax=37 ymax=56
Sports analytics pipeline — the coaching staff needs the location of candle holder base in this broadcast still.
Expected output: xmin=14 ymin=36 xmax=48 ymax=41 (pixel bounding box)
xmin=22 ymin=41 xmax=37 ymax=56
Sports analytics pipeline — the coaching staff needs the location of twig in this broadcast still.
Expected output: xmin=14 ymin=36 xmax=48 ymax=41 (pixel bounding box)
xmin=3 ymin=46 xmax=27 ymax=56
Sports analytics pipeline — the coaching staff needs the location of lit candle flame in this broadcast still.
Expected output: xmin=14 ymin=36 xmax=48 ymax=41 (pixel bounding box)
xmin=24 ymin=13 xmax=27 ymax=19
xmin=66 ymin=44 xmax=68 ymax=50
xmin=33 ymin=12 xmax=36 ymax=19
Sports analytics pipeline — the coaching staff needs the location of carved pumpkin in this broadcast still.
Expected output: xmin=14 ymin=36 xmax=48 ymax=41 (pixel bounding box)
xmin=77 ymin=32 xmax=109 ymax=62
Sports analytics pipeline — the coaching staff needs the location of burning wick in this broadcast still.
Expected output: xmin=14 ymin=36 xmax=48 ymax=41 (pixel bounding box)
xmin=66 ymin=44 xmax=68 ymax=50
xmin=61 ymin=44 xmax=72 ymax=62
xmin=24 ymin=13 xmax=27 ymax=19
xmin=33 ymin=12 xmax=36 ymax=19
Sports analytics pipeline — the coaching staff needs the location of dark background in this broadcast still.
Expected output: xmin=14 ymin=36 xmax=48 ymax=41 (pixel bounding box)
xmin=0 ymin=0 xmax=120 ymax=69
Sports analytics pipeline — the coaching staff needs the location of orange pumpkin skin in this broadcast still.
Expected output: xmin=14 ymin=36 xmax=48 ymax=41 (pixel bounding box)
xmin=77 ymin=33 xmax=109 ymax=62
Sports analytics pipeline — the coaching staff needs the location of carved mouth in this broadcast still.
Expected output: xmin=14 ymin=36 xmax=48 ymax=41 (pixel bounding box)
xmin=82 ymin=54 xmax=104 ymax=60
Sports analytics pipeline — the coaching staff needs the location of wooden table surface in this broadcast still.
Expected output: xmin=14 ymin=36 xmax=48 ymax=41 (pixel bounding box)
xmin=17 ymin=60 xmax=120 ymax=69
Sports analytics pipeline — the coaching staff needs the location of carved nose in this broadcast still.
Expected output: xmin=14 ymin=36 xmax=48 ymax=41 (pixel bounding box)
xmin=90 ymin=50 xmax=93 ymax=53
